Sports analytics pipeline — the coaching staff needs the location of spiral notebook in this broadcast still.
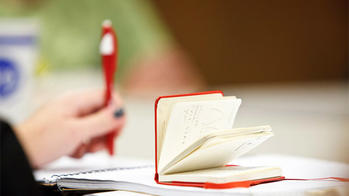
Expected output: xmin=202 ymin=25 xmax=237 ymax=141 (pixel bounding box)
xmin=39 ymin=164 xmax=253 ymax=195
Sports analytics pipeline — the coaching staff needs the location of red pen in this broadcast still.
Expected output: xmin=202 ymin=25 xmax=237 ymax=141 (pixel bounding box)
xmin=100 ymin=20 xmax=118 ymax=156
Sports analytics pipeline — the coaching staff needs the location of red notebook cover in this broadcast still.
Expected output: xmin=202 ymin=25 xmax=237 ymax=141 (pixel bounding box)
xmin=154 ymin=91 xmax=284 ymax=189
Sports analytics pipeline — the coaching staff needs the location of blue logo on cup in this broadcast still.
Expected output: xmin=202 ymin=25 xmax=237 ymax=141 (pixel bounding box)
xmin=0 ymin=58 xmax=20 ymax=98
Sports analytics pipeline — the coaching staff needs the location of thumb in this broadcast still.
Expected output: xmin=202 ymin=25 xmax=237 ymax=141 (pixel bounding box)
xmin=73 ymin=104 xmax=125 ymax=140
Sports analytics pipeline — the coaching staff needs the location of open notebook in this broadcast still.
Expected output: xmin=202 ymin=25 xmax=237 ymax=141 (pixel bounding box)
xmin=154 ymin=91 xmax=283 ymax=188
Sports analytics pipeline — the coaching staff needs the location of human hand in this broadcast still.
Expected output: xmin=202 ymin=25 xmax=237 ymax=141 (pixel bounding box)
xmin=15 ymin=89 xmax=125 ymax=168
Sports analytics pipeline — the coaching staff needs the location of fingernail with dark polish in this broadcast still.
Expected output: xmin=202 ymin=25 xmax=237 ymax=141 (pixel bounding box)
xmin=114 ymin=108 xmax=124 ymax=118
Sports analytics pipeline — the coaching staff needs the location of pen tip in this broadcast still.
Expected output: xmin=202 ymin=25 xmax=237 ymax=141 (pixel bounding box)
xmin=102 ymin=20 xmax=112 ymax=27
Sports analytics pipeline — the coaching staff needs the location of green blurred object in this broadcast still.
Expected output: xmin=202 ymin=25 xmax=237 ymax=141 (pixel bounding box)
xmin=0 ymin=0 xmax=173 ymax=81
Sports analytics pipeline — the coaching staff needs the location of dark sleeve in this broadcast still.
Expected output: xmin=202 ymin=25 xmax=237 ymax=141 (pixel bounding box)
xmin=0 ymin=120 xmax=42 ymax=196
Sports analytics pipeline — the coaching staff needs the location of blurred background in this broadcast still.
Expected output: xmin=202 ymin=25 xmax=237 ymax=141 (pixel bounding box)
xmin=0 ymin=0 xmax=348 ymax=163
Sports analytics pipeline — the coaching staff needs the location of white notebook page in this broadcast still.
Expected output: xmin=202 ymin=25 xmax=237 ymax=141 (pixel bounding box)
xmin=158 ymin=98 xmax=241 ymax=173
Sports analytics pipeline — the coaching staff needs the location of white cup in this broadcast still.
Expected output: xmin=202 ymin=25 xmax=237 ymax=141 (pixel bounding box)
xmin=0 ymin=19 xmax=39 ymax=123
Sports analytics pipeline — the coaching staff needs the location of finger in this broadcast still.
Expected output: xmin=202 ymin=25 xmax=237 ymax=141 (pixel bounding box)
xmin=87 ymin=126 xmax=123 ymax=152
xmin=70 ymin=143 xmax=88 ymax=159
xmin=87 ymin=137 xmax=106 ymax=152
xmin=89 ymin=142 xmax=105 ymax=152
xmin=70 ymin=89 xmax=105 ymax=116
xmin=61 ymin=89 xmax=124 ymax=117
xmin=110 ymin=91 xmax=123 ymax=108
xmin=72 ymin=103 xmax=126 ymax=141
